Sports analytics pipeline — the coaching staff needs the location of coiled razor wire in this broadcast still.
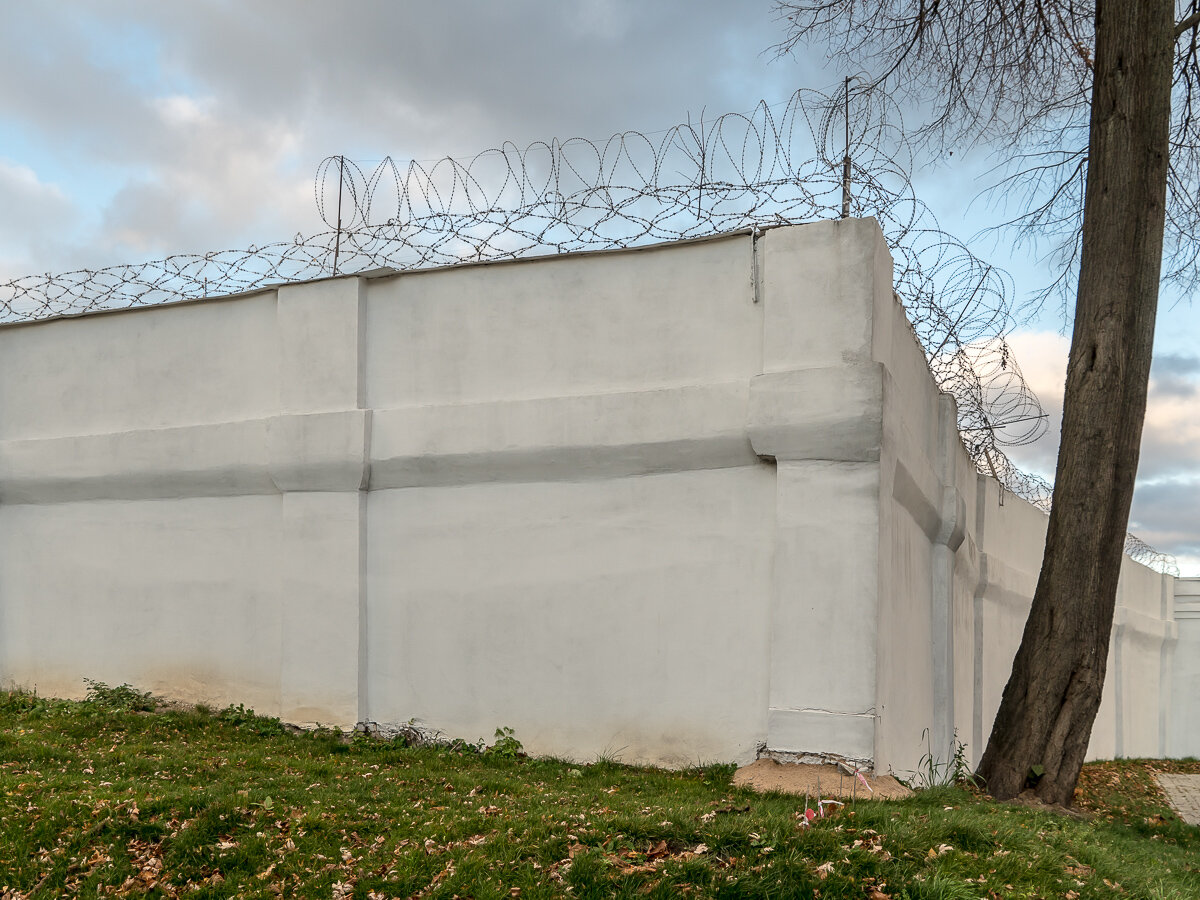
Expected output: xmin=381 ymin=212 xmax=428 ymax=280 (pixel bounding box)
xmin=0 ymin=86 xmax=1176 ymax=575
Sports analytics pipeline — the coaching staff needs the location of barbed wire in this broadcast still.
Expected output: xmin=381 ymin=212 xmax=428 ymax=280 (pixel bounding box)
xmin=1124 ymin=534 xmax=1181 ymax=577
xmin=966 ymin=438 xmax=1177 ymax=574
xmin=0 ymin=86 xmax=1177 ymax=574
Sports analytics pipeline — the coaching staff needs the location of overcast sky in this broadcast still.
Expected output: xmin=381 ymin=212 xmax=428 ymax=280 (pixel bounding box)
xmin=2 ymin=0 xmax=1197 ymax=573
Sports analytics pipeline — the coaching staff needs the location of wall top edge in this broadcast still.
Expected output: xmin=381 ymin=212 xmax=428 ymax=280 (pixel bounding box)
xmin=0 ymin=285 xmax=279 ymax=331
xmin=353 ymin=220 xmax=820 ymax=287
xmin=0 ymin=218 xmax=892 ymax=331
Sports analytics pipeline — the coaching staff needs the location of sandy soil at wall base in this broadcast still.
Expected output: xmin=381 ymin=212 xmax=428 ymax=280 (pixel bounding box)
xmin=733 ymin=759 xmax=913 ymax=800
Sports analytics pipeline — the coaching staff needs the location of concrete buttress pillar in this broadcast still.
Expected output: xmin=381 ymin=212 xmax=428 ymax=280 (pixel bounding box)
xmin=748 ymin=219 xmax=891 ymax=767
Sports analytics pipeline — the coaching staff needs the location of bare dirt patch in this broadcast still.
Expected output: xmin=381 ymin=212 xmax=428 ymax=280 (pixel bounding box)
xmin=732 ymin=759 xmax=913 ymax=800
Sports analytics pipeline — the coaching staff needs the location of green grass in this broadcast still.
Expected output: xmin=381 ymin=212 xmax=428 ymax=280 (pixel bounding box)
xmin=0 ymin=687 xmax=1197 ymax=899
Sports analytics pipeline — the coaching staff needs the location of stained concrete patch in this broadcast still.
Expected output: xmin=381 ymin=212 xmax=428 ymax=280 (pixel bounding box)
xmin=1156 ymin=774 xmax=1200 ymax=825
xmin=733 ymin=759 xmax=913 ymax=800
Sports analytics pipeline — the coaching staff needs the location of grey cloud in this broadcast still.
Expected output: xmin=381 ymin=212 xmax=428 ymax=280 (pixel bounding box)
xmin=0 ymin=7 xmax=168 ymax=166
xmin=1129 ymin=480 xmax=1200 ymax=559
xmin=1006 ymin=348 xmax=1200 ymax=484
xmin=112 ymin=0 xmax=820 ymax=158
xmin=1153 ymin=353 xmax=1200 ymax=377
xmin=0 ymin=161 xmax=75 ymax=241
xmin=1153 ymin=377 xmax=1199 ymax=399
xmin=0 ymin=160 xmax=81 ymax=277
xmin=1150 ymin=353 xmax=1200 ymax=398
xmin=4 ymin=0 xmax=828 ymax=269
xmin=1140 ymin=363 xmax=1200 ymax=482
xmin=996 ymin=334 xmax=1200 ymax=571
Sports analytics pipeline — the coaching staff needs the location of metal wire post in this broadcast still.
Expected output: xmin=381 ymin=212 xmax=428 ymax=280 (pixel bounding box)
xmin=332 ymin=155 xmax=345 ymax=275
xmin=841 ymin=77 xmax=852 ymax=218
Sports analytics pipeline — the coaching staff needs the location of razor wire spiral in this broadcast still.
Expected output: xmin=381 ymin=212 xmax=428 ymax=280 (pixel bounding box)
xmin=0 ymin=87 xmax=1176 ymax=574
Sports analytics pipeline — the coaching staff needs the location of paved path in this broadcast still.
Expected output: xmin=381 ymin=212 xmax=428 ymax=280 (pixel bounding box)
xmin=1156 ymin=774 xmax=1200 ymax=825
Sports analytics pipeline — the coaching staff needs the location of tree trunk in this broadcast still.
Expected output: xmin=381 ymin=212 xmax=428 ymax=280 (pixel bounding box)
xmin=976 ymin=0 xmax=1174 ymax=805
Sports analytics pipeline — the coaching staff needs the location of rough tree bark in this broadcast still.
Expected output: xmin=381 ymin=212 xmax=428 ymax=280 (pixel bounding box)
xmin=975 ymin=0 xmax=1174 ymax=804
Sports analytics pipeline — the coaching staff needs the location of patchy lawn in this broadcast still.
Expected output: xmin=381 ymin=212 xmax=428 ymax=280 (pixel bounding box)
xmin=0 ymin=686 xmax=1197 ymax=899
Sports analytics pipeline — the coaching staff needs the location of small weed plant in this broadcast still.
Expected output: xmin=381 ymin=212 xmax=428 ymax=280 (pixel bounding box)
xmin=487 ymin=726 xmax=524 ymax=758
xmin=216 ymin=702 xmax=287 ymax=736
xmin=82 ymin=679 xmax=158 ymax=712
xmin=909 ymin=728 xmax=980 ymax=790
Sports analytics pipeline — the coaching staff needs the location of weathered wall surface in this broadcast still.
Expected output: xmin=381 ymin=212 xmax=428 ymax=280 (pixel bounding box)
xmin=359 ymin=239 xmax=775 ymax=765
xmin=953 ymin=483 xmax=1178 ymax=767
xmin=870 ymin=268 xmax=1180 ymax=772
xmin=0 ymin=220 xmax=1189 ymax=774
xmin=1172 ymin=578 xmax=1200 ymax=757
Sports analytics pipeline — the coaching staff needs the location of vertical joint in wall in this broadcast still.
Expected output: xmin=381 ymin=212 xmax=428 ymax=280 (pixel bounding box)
xmin=1113 ymin=614 xmax=1126 ymax=759
xmin=750 ymin=228 xmax=761 ymax=305
xmin=971 ymin=474 xmax=990 ymax=767
xmin=930 ymin=393 xmax=965 ymax=765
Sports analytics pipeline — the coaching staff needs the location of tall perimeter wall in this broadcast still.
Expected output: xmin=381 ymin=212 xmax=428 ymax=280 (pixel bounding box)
xmin=0 ymin=220 xmax=1190 ymax=775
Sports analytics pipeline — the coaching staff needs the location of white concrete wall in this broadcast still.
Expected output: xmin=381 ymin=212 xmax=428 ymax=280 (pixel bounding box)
xmin=749 ymin=221 xmax=893 ymax=768
xmin=1172 ymin=578 xmax=1200 ymax=757
xmin=0 ymin=220 xmax=1190 ymax=773
xmin=0 ymin=495 xmax=284 ymax=714
xmin=955 ymin=484 xmax=1178 ymax=769
xmin=0 ymin=232 xmax=780 ymax=766
xmin=869 ymin=269 xmax=1182 ymax=773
